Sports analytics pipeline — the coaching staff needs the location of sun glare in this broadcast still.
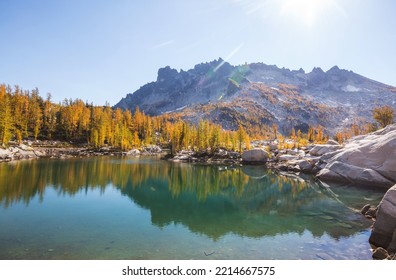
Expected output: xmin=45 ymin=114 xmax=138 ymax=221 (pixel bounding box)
xmin=280 ymin=0 xmax=334 ymax=27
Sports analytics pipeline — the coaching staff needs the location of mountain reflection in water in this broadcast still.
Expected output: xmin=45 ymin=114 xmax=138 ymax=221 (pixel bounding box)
xmin=0 ymin=157 xmax=383 ymax=242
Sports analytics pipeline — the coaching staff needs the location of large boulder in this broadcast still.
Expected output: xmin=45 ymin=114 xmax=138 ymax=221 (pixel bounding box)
xmin=317 ymin=161 xmax=394 ymax=187
xmin=369 ymin=185 xmax=396 ymax=253
xmin=277 ymin=154 xmax=297 ymax=161
xmin=326 ymin=139 xmax=340 ymax=145
xmin=309 ymin=144 xmax=343 ymax=156
xmin=0 ymin=148 xmax=12 ymax=160
xmin=242 ymin=149 xmax=268 ymax=163
xmin=316 ymin=124 xmax=396 ymax=188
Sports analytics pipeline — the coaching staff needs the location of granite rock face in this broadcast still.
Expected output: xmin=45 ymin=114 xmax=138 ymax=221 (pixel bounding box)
xmin=309 ymin=144 xmax=343 ymax=156
xmin=115 ymin=59 xmax=396 ymax=135
xmin=369 ymin=185 xmax=396 ymax=253
xmin=316 ymin=124 xmax=396 ymax=188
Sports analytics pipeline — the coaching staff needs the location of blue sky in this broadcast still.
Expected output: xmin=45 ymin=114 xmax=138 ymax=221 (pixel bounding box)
xmin=0 ymin=0 xmax=395 ymax=106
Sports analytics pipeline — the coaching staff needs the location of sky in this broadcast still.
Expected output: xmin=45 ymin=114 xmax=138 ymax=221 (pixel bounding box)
xmin=0 ymin=0 xmax=395 ymax=106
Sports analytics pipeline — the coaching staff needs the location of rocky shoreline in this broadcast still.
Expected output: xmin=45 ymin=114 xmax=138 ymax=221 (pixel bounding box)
xmin=1 ymin=124 xmax=395 ymax=259
xmin=167 ymin=124 xmax=396 ymax=259
xmin=0 ymin=141 xmax=165 ymax=162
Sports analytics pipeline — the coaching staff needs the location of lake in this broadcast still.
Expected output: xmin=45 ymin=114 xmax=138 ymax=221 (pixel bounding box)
xmin=0 ymin=156 xmax=385 ymax=259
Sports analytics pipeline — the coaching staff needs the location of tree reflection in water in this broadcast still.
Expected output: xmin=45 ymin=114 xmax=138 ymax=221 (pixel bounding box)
xmin=0 ymin=157 xmax=383 ymax=240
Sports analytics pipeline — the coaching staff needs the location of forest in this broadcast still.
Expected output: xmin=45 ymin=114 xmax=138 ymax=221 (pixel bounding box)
xmin=0 ymin=84 xmax=251 ymax=153
xmin=0 ymin=84 xmax=393 ymax=153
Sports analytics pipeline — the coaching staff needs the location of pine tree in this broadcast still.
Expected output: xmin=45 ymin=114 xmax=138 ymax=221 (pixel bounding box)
xmin=373 ymin=105 xmax=394 ymax=128
xmin=0 ymin=85 xmax=14 ymax=145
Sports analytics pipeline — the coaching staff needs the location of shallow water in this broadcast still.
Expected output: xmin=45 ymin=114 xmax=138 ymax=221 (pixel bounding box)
xmin=0 ymin=156 xmax=385 ymax=259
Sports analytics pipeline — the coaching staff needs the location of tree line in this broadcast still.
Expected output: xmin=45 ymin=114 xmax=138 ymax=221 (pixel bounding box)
xmin=1 ymin=83 xmax=393 ymax=151
xmin=0 ymin=84 xmax=250 ymax=153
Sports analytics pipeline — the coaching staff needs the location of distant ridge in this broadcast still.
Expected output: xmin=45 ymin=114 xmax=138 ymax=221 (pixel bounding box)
xmin=114 ymin=59 xmax=396 ymax=134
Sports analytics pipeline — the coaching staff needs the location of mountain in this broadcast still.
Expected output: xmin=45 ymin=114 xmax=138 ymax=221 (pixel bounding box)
xmin=114 ymin=58 xmax=396 ymax=134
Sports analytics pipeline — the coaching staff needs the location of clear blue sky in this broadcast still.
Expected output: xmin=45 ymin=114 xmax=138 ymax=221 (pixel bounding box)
xmin=1 ymin=0 xmax=395 ymax=106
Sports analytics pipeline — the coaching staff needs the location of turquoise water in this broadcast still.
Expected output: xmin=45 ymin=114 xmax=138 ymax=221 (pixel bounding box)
xmin=0 ymin=157 xmax=385 ymax=259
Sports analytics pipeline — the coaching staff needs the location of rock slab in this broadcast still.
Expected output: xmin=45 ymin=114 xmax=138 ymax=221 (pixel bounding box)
xmin=316 ymin=124 xmax=396 ymax=188
xmin=369 ymin=184 xmax=396 ymax=253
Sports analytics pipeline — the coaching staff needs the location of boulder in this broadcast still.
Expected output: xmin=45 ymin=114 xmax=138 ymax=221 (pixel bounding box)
xmin=326 ymin=139 xmax=340 ymax=145
xmin=143 ymin=145 xmax=162 ymax=154
xmin=285 ymin=149 xmax=305 ymax=157
xmin=365 ymin=207 xmax=378 ymax=219
xmin=268 ymin=143 xmax=278 ymax=151
xmin=317 ymin=161 xmax=394 ymax=187
xmin=388 ymin=229 xmax=396 ymax=254
xmin=360 ymin=204 xmax=371 ymax=215
xmin=17 ymin=148 xmax=36 ymax=159
xmin=33 ymin=150 xmax=47 ymax=157
xmin=388 ymin=230 xmax=396 ymax=253
xmin=372 ymin=247 xmax=390 ymax=260
xmin=126 ymin=149 xmax=140 ymax=155
xmin=0 ymin=148 xmax=12 ymax=160
xmin=19 ymin=144 xmax=34 ymax=151
xmin=369 ymin=185 xmax=396 ymax=251
xmin=309 ymin=144 xmax=342 ymax=156
xmin=242 ymin=149 xmax=268 ymax=163
xmin=294 ymin=159 xmax=315 ymax=172
xmin=316 ymin=124 xmax=396 ymax=187
xmin=277 ymin=154 xmax=297 ymax=161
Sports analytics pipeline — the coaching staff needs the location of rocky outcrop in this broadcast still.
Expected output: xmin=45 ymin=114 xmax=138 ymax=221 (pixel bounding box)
xmin=142 ymin=145 xmax=162 ymax=154
xmin=115 ymin=59 xmax=396 ymax=135
xmin=316 ymin=124 xmax=396 ymax=188
xmin=326 ymin=139 xmax=340 ymax=145
xmin=0 ymin=142 xmax=147 ymax=162
xmin=309 ymin=144 xmax=342 ymax=156
xmin=0 ymin=144 xmax=40 ymax=161
xmin=242 ymin=149 xmax=269 ymax=163
xmin=369 ymin=184 xmax=396 ymax=253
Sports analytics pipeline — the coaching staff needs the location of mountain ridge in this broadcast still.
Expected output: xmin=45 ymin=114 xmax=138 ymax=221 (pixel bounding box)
xmin=114 ymin=59 xmax=396 ymax=135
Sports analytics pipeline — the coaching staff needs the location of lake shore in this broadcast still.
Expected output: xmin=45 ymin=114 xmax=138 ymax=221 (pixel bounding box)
xmin=0 ymin=141 xmax=165 ymax=162
xmin=2 ymin=125 xmax=395 ymax=260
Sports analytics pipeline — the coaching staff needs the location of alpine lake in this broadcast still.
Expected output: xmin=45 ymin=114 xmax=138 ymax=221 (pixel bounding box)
xmin=0 ymin=156 xmax=385 ymax=260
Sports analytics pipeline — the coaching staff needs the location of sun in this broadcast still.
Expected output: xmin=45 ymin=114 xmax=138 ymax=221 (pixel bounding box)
xmin=280 ymin=0 xmax=334 ymax=27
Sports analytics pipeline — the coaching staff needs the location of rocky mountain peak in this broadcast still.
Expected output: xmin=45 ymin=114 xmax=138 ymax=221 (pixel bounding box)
xmin=326 ymin=65 xmax=340 ymax=74
xmin=114 ymin=59 xmax=396 ymax=135
xmin=157 ymin=66 xmax=179 ymax=83
xmin=311 ymin=67 xmax=325 ymax=74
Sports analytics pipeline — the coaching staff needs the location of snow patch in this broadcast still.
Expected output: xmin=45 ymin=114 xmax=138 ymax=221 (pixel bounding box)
xmin=164 ymin=105 xmax=188 ymax=114
xmin=342 ymin=85 xmax=361 ymax=92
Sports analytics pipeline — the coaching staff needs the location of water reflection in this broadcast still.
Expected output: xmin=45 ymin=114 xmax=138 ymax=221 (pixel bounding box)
xmin=0 ymin=157 xmax=383 ymax=241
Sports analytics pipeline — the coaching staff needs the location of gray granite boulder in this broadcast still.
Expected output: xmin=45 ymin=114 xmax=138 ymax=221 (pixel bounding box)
xmin=242 ymin=149 xmax=268 ymax=163
xmin=310 ymin=144 xmax=343 ymax=156
xmin=316 ymin=124 xmax=396 ymax=188
xmin=369 ymin=185 xmax=396 ymax=253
